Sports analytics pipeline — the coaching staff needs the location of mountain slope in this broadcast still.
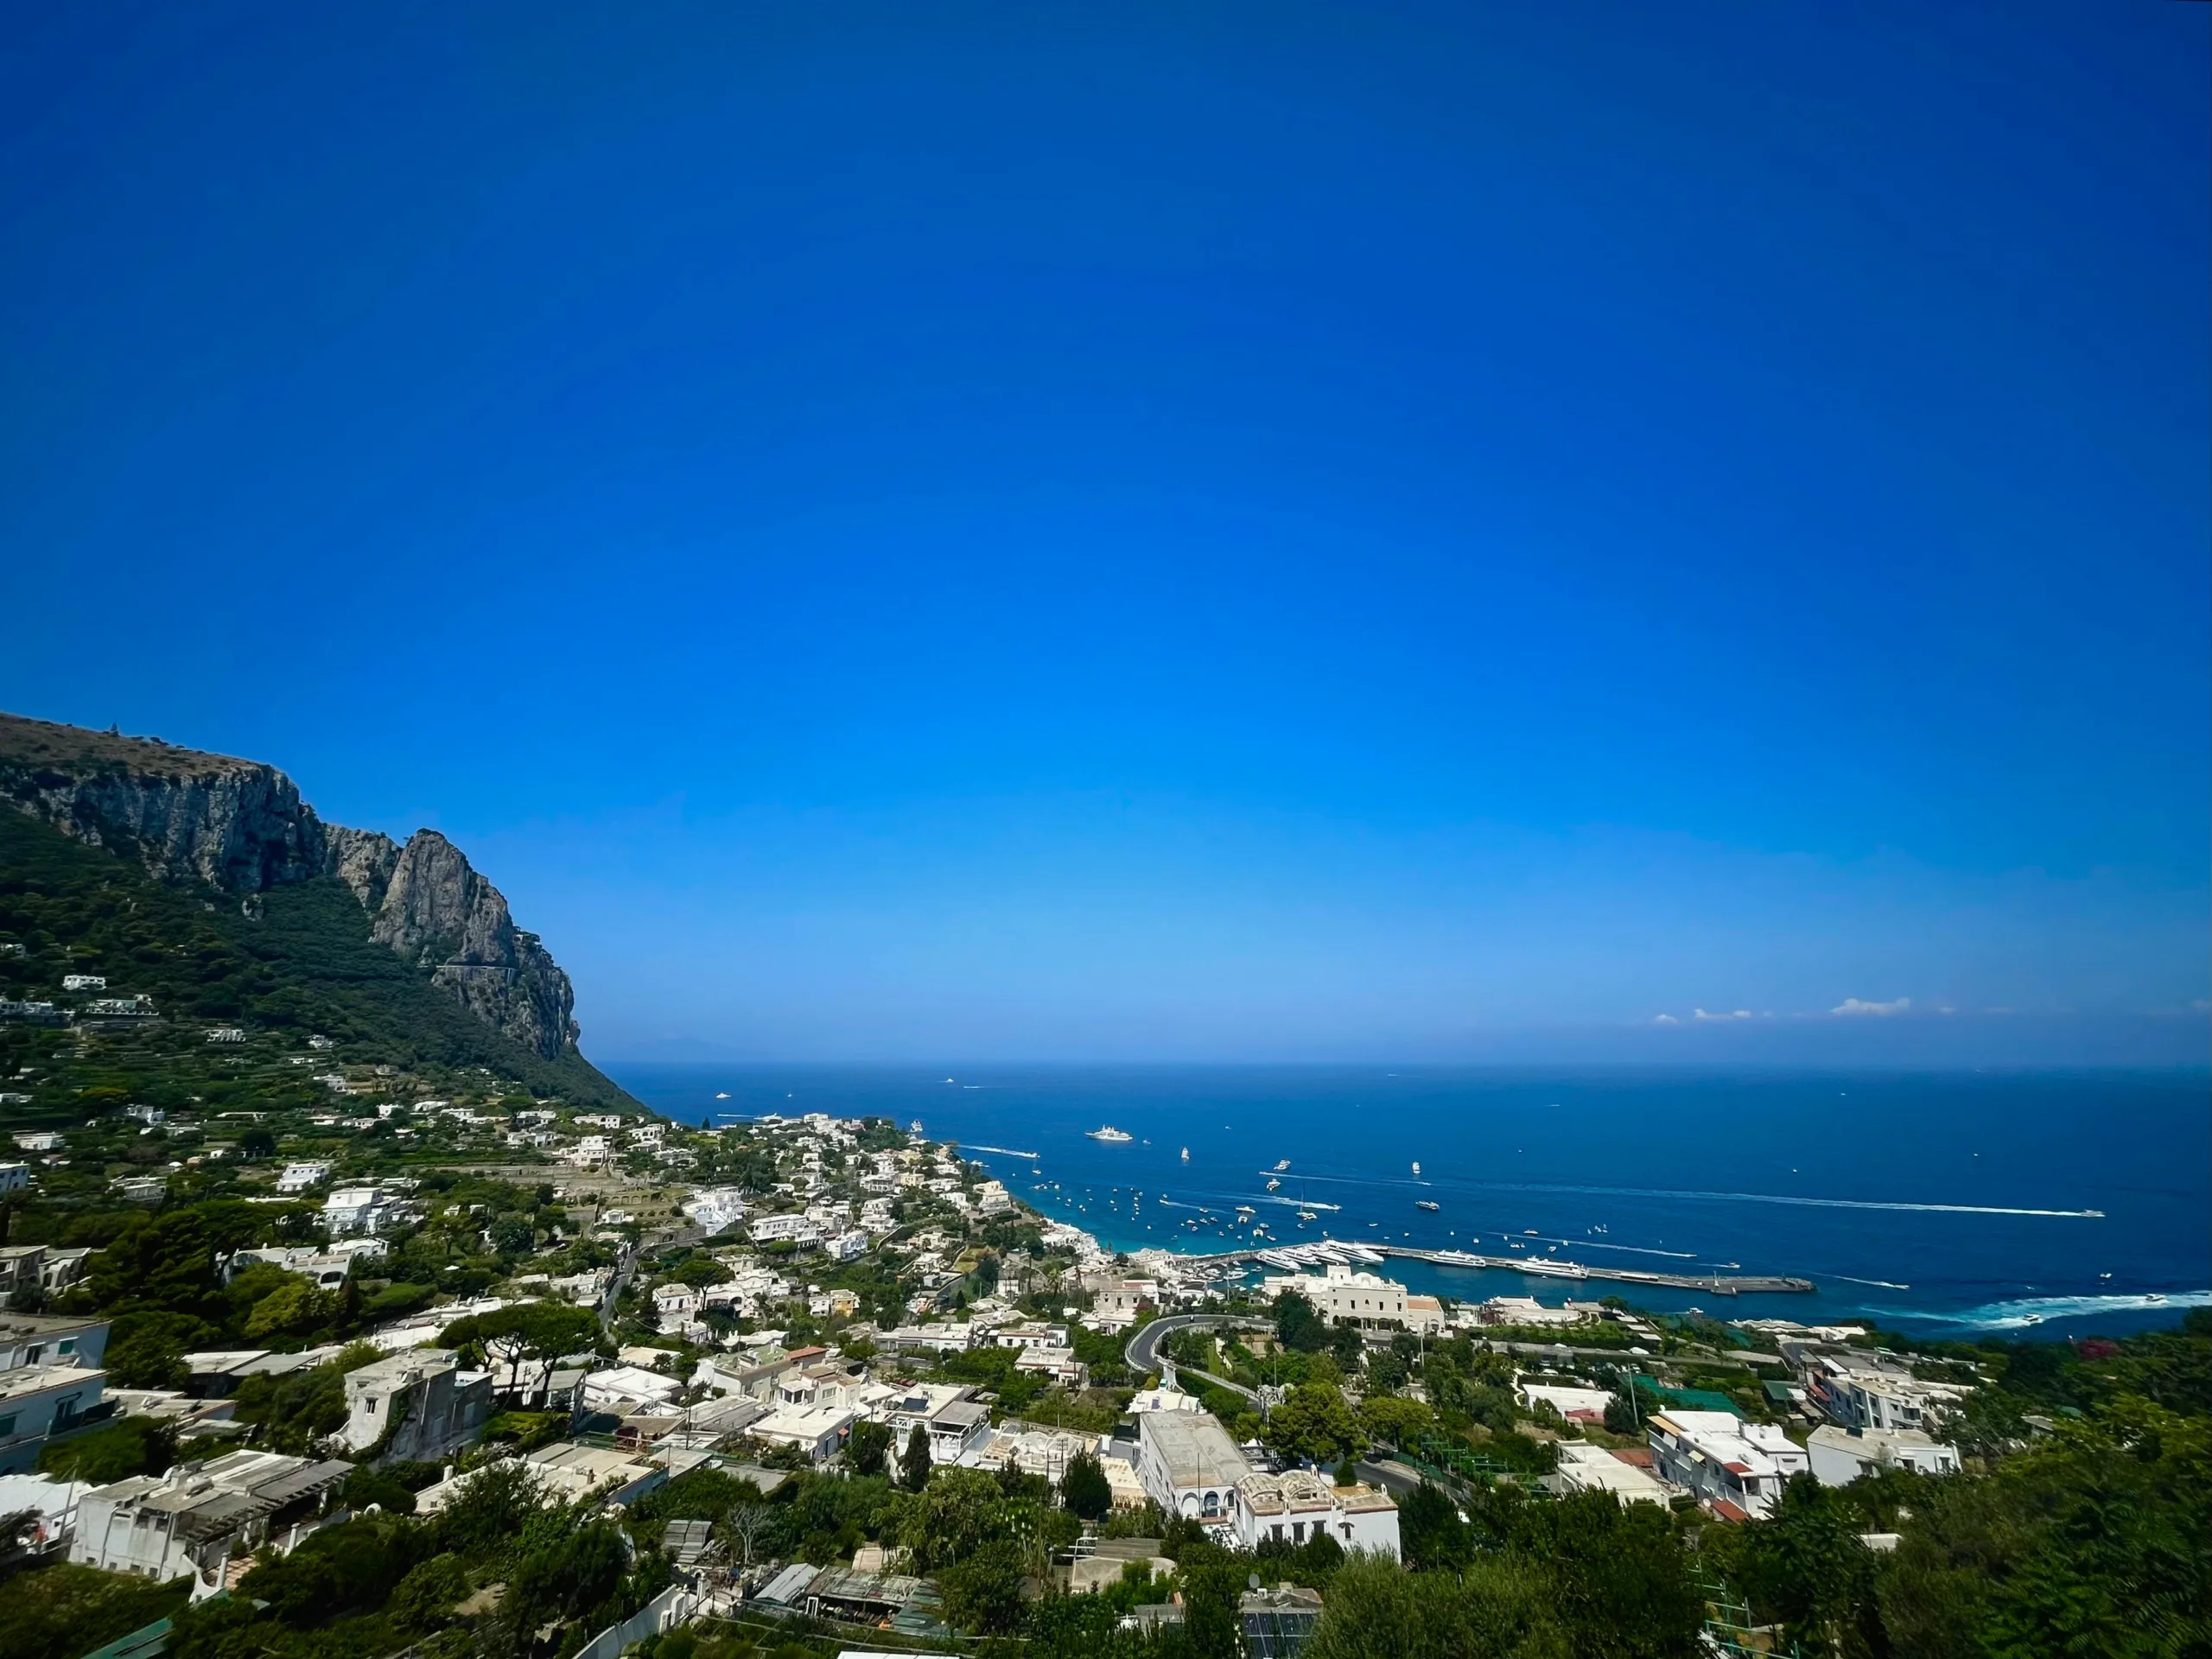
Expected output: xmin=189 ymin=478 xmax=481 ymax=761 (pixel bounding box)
xmin=0 ymin=712 xmax=633 ymax=1109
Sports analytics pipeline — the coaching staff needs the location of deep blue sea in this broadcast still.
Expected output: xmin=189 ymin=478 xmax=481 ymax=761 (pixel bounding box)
xmin=604 ymin=1064 xmax=2210 ymax=1342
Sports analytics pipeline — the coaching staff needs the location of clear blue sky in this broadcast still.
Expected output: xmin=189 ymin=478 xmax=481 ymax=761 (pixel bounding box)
xmin=3 ymin=3 xmax=2206 ymax=1062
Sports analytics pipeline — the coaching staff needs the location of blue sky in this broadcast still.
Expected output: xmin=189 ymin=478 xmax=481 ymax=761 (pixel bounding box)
xmin=3 ymin=3 xmax=2206 ymax=1061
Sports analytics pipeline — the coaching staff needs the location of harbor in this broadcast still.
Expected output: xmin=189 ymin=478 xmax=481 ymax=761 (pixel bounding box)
xmin=1173 ymin=1238 xmax=1815 ymax=1296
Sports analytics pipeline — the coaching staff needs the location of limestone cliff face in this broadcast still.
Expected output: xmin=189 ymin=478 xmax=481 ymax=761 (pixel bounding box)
xmin=369 ymin=830 xmax=580 ymax=1058
xmin=0 ymin=711 xmax=582 ymax=1061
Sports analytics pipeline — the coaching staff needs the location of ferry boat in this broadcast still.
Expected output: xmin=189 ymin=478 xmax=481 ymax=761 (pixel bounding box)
xmin=1086 ymin=1126 xmax=1134 ymax=1143
xmin=1415 ymin=1199 xmax=1440 ymax=1212
xmin=1519 ymin=1259 xmax=1589 ymax=1280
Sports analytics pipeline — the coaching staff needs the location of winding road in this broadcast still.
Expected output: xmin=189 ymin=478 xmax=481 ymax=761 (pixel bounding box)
xmin=1124 ymin=1313 xmax=1275 ymax=1400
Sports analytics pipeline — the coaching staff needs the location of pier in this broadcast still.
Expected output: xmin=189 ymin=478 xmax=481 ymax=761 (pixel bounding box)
xmin=1375 ymin=1245 xmax=1815 ymax=1296
xmin=1172 ymin=1243 xmax=1813 ymax=1296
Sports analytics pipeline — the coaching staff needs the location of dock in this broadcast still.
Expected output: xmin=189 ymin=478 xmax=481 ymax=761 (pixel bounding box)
xmin=1173 ymin=1243 xmax=1813 ymax=1296
xmin=1376 ymin=1245 xmax=1814 ymax=1296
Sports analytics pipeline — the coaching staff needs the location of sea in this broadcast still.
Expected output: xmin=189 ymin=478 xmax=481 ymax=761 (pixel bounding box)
xmin=603 ymin=1063 xmax=2210 ymax=1343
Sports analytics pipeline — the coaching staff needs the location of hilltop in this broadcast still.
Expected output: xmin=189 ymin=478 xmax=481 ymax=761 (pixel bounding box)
xmin=0 ymin=711 xmax=634 ymax=1112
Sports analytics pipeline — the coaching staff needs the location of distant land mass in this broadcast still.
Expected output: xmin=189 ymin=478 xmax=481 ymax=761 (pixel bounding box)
xmin=0 ymin=709 xmax=635 ymax=1109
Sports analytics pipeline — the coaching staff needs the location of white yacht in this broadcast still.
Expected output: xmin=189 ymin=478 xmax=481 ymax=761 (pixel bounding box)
xmin=1087 ymin=1126 xmax=1134 ymax=1143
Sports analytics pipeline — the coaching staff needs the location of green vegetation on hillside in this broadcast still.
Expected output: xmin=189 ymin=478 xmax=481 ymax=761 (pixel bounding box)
xmin=0 ymin=805 xmax=633 ymax=1110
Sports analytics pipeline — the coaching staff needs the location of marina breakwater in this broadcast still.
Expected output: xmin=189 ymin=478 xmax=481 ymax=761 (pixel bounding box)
xmin=1179 ymin=1242 xmax=1815 ymax=1296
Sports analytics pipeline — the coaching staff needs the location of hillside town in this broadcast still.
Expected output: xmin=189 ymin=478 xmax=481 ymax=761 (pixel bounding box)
xmin=0 ymin=1008 xmax=2044 ymax=1659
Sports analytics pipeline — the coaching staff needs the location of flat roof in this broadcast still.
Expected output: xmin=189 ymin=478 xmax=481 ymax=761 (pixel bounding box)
xmin=1140 ymin=1410 xmax=1252 ymax=1490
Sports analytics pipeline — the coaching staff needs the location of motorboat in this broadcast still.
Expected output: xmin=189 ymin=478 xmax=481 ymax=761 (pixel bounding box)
xmin=1180 ymin=1147 xmax=1190 ymax=1161
xmin=1274 ymin=1159 xmax=1292 ymax=1172
xmin=1411 ymin=1160 xmax=1421 ymax=1177
xmin=1266 ymin=1178 xmax=1281 ymax=1192
xmin=1087 ymin=1126 xmax=1134 ymax=1143
xmin=1415 ymin=1199 xmax=1440 ymax=1212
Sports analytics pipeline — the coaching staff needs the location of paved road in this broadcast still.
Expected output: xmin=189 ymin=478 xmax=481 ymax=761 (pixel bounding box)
xmin=599 ymin=1242 xmax=642 ymax=1330
xmin=1124 ymin=1312 xmax=1273 ymax=1375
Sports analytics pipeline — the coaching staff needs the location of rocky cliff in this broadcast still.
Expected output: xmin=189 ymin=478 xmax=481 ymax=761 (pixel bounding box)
xmin=0 ymin=710 xmax=581 ymax=1061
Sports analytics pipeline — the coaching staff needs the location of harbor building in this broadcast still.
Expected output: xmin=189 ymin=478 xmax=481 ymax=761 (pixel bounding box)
xmin=1258 ymin=1262 xmax=1408 ymax=1329
xmin=1647 ymin=1409 xmax=1810 ymax=1521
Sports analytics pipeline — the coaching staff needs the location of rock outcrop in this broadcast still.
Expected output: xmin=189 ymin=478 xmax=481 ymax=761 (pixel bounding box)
xmin=0 ymin=710 xmax=581 ymax=1061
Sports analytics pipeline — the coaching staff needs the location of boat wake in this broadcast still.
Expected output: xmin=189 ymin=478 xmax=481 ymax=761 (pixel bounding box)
xmin=1263 ymin=1171 xmax=2104 ymax=1219
xmin=1915 ymin=1290 xmax=2209 ymax=1330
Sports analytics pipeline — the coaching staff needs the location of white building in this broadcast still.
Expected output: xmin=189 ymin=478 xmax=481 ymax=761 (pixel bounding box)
xmin=879 ymin=1382 xmax=994 ymax=1465
xmin=1808 ymin=1425 xmax=1961 ymax=1486
xmin=993 ymin=1322 xmax=1071 ymax=1351
xmin=749 ymin=1213 xmax=823 ymax=1247
xmin=1477 ymin=1295 xmax=1586 ymax=1328
xmin=340 ymin=1349 xmax=492 ymax=1462
xmin=416 ymin=1440 xmax=665 ymax=1512
xmin=1647 ymin=1410 xmax=1810 ymax=1521
xmin=275 ymin=1161 xmax=334 ymax=1195
xmin=12 ymin=1132 xmax=65 ymax=1154
xmin=1232 ymin=1467 xmax=1400 ymax=1558
xmin=1554 ymin=1440 xmax=1671 ymax=1505
xmin=1802 ymin=1355 xmax=1970 ymax=1435
xmin=70 ymin=1450 xmax=350 ymax=1597
xmin=583 ymin=1364 xmax=685 ymax=1414
xmin=751 ymin=1403 xmax=861 ymax=1465
xmin=1015 ymin=1347 xmax=1090 ymax=1389
xmin=0 ymin=1363 xmax=106 ymax=1475
xmin=1517 ymin=1380 xmax=1615 ymax=1421
xmin=1135 ymin=1409 xmax=1254 ymax=1525
xmin=1260 ymin=1262 xmax=1407 ymax=1329
xmin=322 ymin=1186 xmax=405 ymax=1237
xmin=680 ymin=1187 xmax=750 ymax=1235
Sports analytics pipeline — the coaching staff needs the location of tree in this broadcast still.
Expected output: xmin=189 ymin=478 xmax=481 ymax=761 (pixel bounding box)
xmin=849 ymin=1419 xmax=893 ymax=1478
xmin=1265 ymin=1381 xmax=1364 ymax=1465
xmin=243 ymin=1276 xmax=331 ymax=1341
xmin=724 ymin=1501 xmax=773 ymax=1568
xmin=939 ymin=1538 xmax=1027 ymax=1635
xmin=1275 ymin=1291 xmax=1327 ymax=1354
xmin=1061 ymin=1450 xmax=1112 ymax=1521
xmin=36 ymin=1416 xmax=175 ymax=1485
xmin=899 ymin=1422 xmax=933 ymax=1492
xmin=1306 ymin=1553 xmax=1569 ymax=1659
xmin=1359 ymin=1394 xmax=1434 ymax=1451
xmin=389 ymin=1554 xmax=469 ymax=1632
xmin=507 ymin=1520 xmax=628 ymax=1629
xmin=1398 ymin=1479 xmax=1471 ymax=1573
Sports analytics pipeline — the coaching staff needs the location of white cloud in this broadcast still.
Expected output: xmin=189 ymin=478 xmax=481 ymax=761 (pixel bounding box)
xmin=1694 ymin=1007 xmax=1752 ymax=1022
xmin=1651 ymin=1014 xmax=1681 ymax=1027
xmin=1831 ymin=996 xmax=1911 ymax=1017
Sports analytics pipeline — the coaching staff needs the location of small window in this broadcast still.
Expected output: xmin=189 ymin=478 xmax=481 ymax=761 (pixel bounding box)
xmin=0 ymin=1414 xmax=16 ymax=1435
xmin=58 ymin=1340 xmax=75 ymax=1355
